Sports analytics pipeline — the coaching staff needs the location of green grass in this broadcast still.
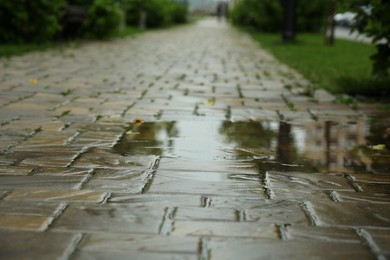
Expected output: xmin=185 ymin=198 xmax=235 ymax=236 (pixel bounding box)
xmin=245 ymin=28 xmax=390 ymax=97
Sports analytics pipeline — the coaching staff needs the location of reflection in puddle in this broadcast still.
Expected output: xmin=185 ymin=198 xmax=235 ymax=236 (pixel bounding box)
xmin=114 ymin=119 xmax=390 ymax=174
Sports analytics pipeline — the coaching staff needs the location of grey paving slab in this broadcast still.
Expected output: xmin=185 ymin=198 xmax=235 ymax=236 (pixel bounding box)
xmin=52 ymin=204 xmax=165 ymax=233
xmin=172 ymin=221 xmax=278 ymax=238
xmin=0 ymin=230 xmax=81 ymax=260
xmin=0 ymin=175 xmax=86 ymax=190
xmin=310 ymin=201 xmax=390 ymax=227
xmin=208 ymin=238 xmax=375 ymax=260
xmin=0 ymin=201 xmax=62 ymax=231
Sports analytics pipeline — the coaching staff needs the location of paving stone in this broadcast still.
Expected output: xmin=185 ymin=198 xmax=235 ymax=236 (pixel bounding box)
xmin=0 ymin=175 xmax=85 ymax=190
xmin=172 ymin=221 xmax=278 ymax=238
xmin=245 ymin=200 xmax=308 ymax=225
xmin=73 ymin=250 xmax=198 ymax=260
xmin=0 ymin=215 xmax=53 ymax=231
xmin=109 ymin=193 xmax=202 ymax=207
xmin=0 ymin=166 xmax=34 ymax=176
xmin=175 ymin=207 xmax=239 ymax=222
xmin=73 ymin=148 xmax=158 ymax=169
xmin=350 ymin=174 xmax=390 ymax=194
xmin=32 ymin=167 xmax=92 ymax=176
xmin=149 ymin=178 xmax=263 ymax=197
xmin=82 ymin=168 xmax=149 ymax=193
xmin=203 ymin=196 xmax=270 ymax=209
xmin=0 ymin=230 xmax=81 ymax=260
xmin=4 ymin=189 xmax=107 ymax=203
xmin=78 ymin=233 xmax=199 ymax=253
xmin=272 ymin=188 xmax=332 ymax=201
xmin=364 ymin=228 xmax=390 ymax=253
xmin=310 ymin=201 xmax=390 ymax=227
xmin=52 ymin=204 xmax=164 ymax=233
xmin=159 ymin=158 xmax=259 ymax=174
xmin=334 ymin=191 xmax=390 ymax=204
xmin=0 ymin=201 xmax=61 ymax=231
xmin=284 ymin=226 xmax=361 ymax=243
xmin=267 ymin=171 xmax=353 ymax=191
xmin=208 ymin=238 xmax=374 ymax=260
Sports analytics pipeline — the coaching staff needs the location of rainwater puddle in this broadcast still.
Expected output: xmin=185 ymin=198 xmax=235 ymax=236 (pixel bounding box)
xmin=113 ymin=118 xmax=390 ymax=174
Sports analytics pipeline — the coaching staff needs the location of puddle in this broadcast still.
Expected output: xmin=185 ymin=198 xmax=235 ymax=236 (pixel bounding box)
xmin=113 ymin=118 xmax=390 ymax=174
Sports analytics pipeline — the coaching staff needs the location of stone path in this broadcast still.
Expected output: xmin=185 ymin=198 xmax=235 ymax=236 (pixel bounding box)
xmin=0 ymin=19 xmax=389 ymax=259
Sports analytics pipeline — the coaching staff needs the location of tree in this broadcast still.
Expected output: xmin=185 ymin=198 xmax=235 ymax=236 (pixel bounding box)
xmin=344 ymin=0 xmax=390 ymax=78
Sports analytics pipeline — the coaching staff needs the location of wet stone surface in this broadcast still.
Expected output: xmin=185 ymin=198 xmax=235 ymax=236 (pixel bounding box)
xmin=0 ymin=18 xmax=389 ymax=259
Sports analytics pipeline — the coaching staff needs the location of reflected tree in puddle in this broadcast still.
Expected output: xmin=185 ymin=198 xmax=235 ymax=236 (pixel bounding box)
xmin=113 ymin=122 xmax=178 ymax=156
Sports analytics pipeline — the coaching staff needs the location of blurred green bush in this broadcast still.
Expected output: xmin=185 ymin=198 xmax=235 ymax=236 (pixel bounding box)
xmin=230 ymin=0 xmax=327 ymax=33
xmin=124 ymin=0 xmax=188 ymax=28
xmin=82 ymin=0 xmax=124 ymax=39
xmin=0 ymin=0 xmax=66 ymax=43
xmin=0 ymin=0 xmax=187 ymax=43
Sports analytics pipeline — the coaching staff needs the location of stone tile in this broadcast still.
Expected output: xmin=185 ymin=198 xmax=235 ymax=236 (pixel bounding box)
xmin=0 ymin=230 xmax=81 ymax=259
xmin=73 ymin=250 xmax=198 ymax=260
xmin=0 ymin=166 xmax=34 ymax=176
xmin=245 ymin=200 xmax=308 ymax=225
xmin=52 ymin=204 xmax=164 ymax=233
xmin=148 ymin=170 xmax=263 ymax=197
xmin=175 ymin=207 xmax=239 ymax=222
xmin=364 ymin=228 xmax=390 ymax=253
xmin=267 ymin=171 xmax=353 ymax=191
xmin=310 ymin=201 xmax=390 ymax=227
xmin=0 ymin=215 xmax=53 ymax=231
xmin=32 ymin=167 xmax=92 ymax=176
xmin=0 ymin=201 xmax=61 ymax=231
xmin=73 ymin=148 xmax=158 ymax=169
xmin=0 ymin=175 xmax=85 ymax=190
xmin=357 ymin=183 xmax=390 ymax=194
xmin=159 ymin=158 xmax=259 ymax=174
xmin=285 ymin=226 xmax=361 ymax=243
xmin=0 ymin=201 xmax=60 ymax=215
xmin=5 ymin=189 xmax=107 ymax=203
xmin=334 ymin=191 xmax=390 ymax=204
xmin=78 ymin=233 xmax=199 ymax=253
xmin=109 ymin=193 xmax=202 ymax=207
xmin=83 ymin=168 xmax=148 ymax=193
xmin=172 ymin=221 xmax=278 ymax=238
xmin=208 ymin=238 xmax=374 ymax=260
xmin=205 ymin=196 xmax=270 ymax=209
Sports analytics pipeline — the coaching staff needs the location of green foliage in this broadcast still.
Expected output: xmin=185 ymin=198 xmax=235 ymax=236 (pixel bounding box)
xmin=82 ymin=0 xmax=125 ymax=39
xmin=230 ymin=0 xmax=282 ymax=32
xmin=0 ymin=0 xmax=66 ymax=43
xmin=123 ymin=0 xmax=188 ymax=28
xmin=340 ymin=0 xmax=390 ymax=78
xmin=230 ymin=0 xmax=327 ymax=33
xmin=169 ymin=1 xmax=188 ymax=24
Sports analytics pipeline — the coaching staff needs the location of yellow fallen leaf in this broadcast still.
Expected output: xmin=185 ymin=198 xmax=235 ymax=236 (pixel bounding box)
xmin=28 ymin=79 xmax=38 ymax=85
xmin=371 ymin=144 xmax=386 ymax=151
xmin=134 ymin=117 xmax=142 ymax=126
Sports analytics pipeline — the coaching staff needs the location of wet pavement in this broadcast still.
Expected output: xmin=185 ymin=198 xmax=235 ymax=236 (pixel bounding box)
xmin=0 ymin=19 xmax=389 ymax=259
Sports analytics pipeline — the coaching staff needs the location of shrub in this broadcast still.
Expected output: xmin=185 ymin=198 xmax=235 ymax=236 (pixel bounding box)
xmin=124 ymin=0 xmax=187 ymax=28
xmin=230 ymin=0 xmax=327 ymax=33
xmin=82 ymin=0 xmax=124 ymax=39
xmin=0 ymin=0 xmax=66 ymax=43
xmin=230 ymin=0 xmax=282 ymax=33
xmin=169 ymin=1 xmax=188 ymax=24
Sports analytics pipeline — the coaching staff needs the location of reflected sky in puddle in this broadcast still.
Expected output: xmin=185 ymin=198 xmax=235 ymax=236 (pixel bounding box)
xmin=113 ymin=119 xmax=390 ymax=174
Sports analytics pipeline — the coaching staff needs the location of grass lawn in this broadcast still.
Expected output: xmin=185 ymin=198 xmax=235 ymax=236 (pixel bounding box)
xmin=245 ymin=29 xmax=389 ymax=98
